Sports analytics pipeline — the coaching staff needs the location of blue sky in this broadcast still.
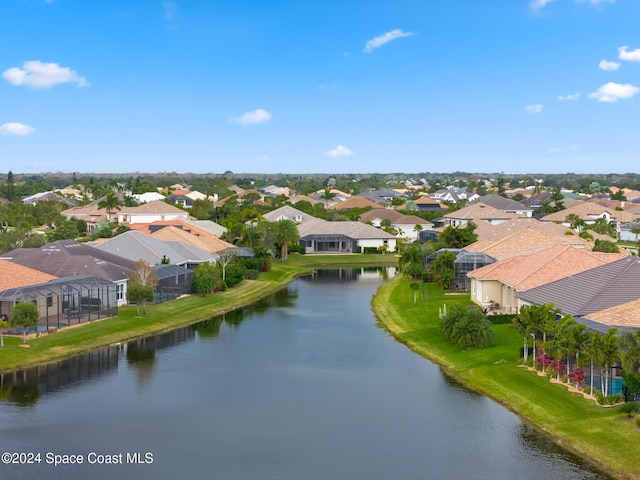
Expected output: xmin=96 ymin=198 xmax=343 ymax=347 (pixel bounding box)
xmin=1 ymin=0 xmax=639 ymax=175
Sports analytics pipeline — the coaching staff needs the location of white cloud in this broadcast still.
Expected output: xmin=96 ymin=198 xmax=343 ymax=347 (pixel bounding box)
xmin=2 ymin=61 xmax=89 ymax=88
xmin=0 ymin=122 xmax=35 ymax=136
xmin=325 ymin=145 xmax=353 ymax=158
xmin=618 ymin=46 xmax=640 ymax=62
xmin=589 ymin=82 xmax=639 ymax=102
xmin=599 ymin=60 xmax=620 ymax=71
xmin=363 ymin=29 xmax=413 ymax=54
xmin=232 ymin=109 xmax=272 ymax=125
xmin=530 ymin=0 xmax=557 ymax=10
xmin=318 ymin=85 xmax=338 ymax=90
xmin=525 ymin=104 xmax=543 ymax=114
xmin=558 ymin=92 xmax=580 ymax=101
xmin=162 ymin=1 xmax=177 ymax=20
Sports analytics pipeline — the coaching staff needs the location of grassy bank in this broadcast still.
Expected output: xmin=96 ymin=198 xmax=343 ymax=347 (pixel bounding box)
xmin=372 ymin=275 xmax=640 ymax=480
xmin=0 ymin=253 xmax=397 ymax=373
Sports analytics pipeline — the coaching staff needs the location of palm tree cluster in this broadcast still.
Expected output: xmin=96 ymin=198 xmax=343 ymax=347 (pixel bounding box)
xmin=512 ymin=304 xmax=637 ymax=400
xmin=441 ymin=305 xmax=496 ymax=349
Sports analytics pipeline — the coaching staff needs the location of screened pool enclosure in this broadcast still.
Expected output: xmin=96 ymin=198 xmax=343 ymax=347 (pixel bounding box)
xmin=0 ymin=276 xmax=118 ymax=333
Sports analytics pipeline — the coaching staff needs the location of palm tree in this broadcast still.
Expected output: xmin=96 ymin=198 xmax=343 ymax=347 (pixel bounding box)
xmin=98 ymin=191 xmax=122 ymax=218
xmin=619 ymin=330 xmax=640 ymax=374
xmin=565 ymin=322 xmax=589 ymax=378
xmin=528 ymin=303 xmax=560 ymax=370
xmin=595 ymin=328 xmax=620 ymax=397
xmin=270 ymin=219 xmax=300 ymax=262
xmin=583 ymin=332 xmax=600 ymax=396
xmin=320 ymin=187 xmax=336 ymax=208
xmin=544 ymin=315 xmax=576 ymax=380
xmin=565 ymin=213 xmax=585 ymax=233
xmin=513 ymin=305 xmax=538 ymax=364
xmin=0 ymin=318 xmax=9 ymax=347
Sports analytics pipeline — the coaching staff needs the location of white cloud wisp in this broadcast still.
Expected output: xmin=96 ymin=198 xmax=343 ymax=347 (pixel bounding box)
xmin=232 ymin=109 xmax=272 ymax=125
xmin=2 ymin=61 xmax=88 ymax=89
xmin=325 ymin=145 xmax=353 ymax=158
xmin=619 ymin=46 xmax=640 ymax=62
xmin=0 ymin=122 xmax=35 ymax=136
xmin=558 ymin=92 xmax=580 ymax=101
xmin=363 ymin=29 xmax=413 ymax=53
xmin=599 ymin=60 xmax=620 ymax=71
xmin=589 ymin=82 xmax=639 ymax=102
xmin=525 ymin=104 xmax=543 ymax=114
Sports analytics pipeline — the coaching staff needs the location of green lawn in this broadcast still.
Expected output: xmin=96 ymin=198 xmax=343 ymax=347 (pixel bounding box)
xmin=0 ymin=253 xmax=397 ymax=372
xmin=372 ymin=276 xmax=640 ymax=480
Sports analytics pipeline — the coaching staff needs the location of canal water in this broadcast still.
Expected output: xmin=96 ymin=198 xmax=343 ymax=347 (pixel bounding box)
xmin=0 ymin=269 xmax=610 ymax=479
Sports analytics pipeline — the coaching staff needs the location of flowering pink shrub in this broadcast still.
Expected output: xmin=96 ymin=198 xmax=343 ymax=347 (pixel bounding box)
xmin=548 ymin=359 xmax=564 ymax=380
xmin=534 ymin=353 xmax=552 ymax=371
xmin=568 ymin=368 xmax=586 ymax=388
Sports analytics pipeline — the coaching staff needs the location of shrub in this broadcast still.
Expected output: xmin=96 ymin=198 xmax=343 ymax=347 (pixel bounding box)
xmin=224 ymin=264 xmax=246 ymax=288
xmin=244 ymin=269 xmax=260 ymax=280
xmin=362 ymin=247 xmax=379 ymax=254
xmin=619 ymin=402 xmax=638 ymax=418
xmin=534 ymin=353 xmax=552 ymax=372
xmin=568 ymin=368 xmax=586 ymax=389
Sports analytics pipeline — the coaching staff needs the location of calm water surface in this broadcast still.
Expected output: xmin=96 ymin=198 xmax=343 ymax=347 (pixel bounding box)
xmin=0 ymin=269 xmax=610 ymax=479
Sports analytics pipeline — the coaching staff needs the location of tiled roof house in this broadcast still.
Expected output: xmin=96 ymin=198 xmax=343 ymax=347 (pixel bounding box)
xmin=468 ymin=244 xmax=627 ymax=313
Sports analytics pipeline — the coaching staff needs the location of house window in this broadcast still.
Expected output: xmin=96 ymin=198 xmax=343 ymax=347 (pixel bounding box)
xmin=46 ymin=295 xmax=53 ymax=308
xmin=117 ymin=283 xmax=124 ymax=300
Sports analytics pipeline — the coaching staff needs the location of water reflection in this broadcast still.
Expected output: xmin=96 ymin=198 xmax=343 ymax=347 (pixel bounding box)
xmin=0 ymin=347 xmax=120 ymax=406
xmin=298 ymin=266 xmax=396 ymax=284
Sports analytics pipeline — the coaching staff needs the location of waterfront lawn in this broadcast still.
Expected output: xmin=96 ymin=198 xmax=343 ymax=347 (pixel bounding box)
xmin=0 ymin=254 xmax=397 ymax=372
xmin=373 ymin=276 xmax=640 ymax=480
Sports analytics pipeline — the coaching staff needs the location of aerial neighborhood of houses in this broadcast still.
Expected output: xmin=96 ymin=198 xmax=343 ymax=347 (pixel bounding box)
xmin=2 ymin=173 xmax=640 ymax=340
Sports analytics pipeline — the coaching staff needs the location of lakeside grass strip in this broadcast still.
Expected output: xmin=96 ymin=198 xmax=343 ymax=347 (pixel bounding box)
xmin=0 ymin=254 xmax=397 ymax=373
xmin=372 ymin=275 xmax=640 ymax=480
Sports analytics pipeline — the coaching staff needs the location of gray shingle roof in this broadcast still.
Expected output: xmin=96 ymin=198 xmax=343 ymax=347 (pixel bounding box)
xmin=516 ymin=257 xmax=640 ymax=316
xmin=478 ymin=194 xmax=532 ymax=212
xmin=91 ymin=231 xmax=215 ymax=266
xmin=2 ymin=240 xmax=137 ymax=282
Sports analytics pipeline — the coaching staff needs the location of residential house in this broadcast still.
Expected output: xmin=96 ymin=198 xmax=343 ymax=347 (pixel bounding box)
xmin=441 ymin=202 xmax=525 ymax=228
xmin=540 ymin=199 xmax=640 ymax=234
xmin=477 ymin=194 xmax=533 ymax=217
xmin=2 ymin=240 xmax=137 ymax=306
xmin=133 ymin=192 xmax=166 ymax=203
xmin=430 ymin=187 xmax=479 ymax=204
xmin=0 ymin=273 xmax=118 ymax=332
xmin=471 ymin=217 xmax=577 ymax=242
xmin=109 ymin=200 xmax=190 ymax=225
xmin=620 ymin=222 xmax=640 ymax=243
xmin=358 ymin=208 xmax=433 ymax=241
xmin=90 ymin=230 xmax=215 ymax=269
xmin=150 ymin=225 xmax=235 ymax=254
xmin=331 ymin=197 xmax=381 ymax=211
xmin=464 ymin=228 xmax=589 ymax=260
xmin=168 ymin=193 xmax=195 ymax=209
xmin=0 ymin=260 xmax=57 ymax=320
xmin=262 ymin=206 xmax=397 ymax=253
xmin=517 ymin=257 xmax=640 ymax=331
xmin=22 ymin=191 xmax=77 ymax=207
xmin=468 ymin=244 xmax=626 ymax=314
xmin=60 ymin=202 xmax=109 ymax=232
xmin=414 ymin=196 xmax=448 ymax=213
